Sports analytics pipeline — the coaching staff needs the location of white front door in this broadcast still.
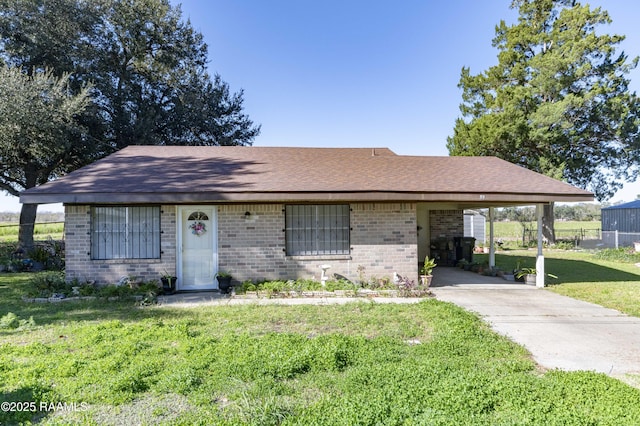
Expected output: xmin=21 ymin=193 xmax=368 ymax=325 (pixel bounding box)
xmin=177 ymin=206 xmax=218 ymax=291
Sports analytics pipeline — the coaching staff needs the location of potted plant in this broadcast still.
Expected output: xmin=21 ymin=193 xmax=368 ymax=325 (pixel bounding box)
xmin=515 ymin=268 xmax=558 ymax=286
xmin=515 ymin=268 xmax=538 ymax=285
xmin=419 ymin=257 xmax=437 ymax=288
xmin=457 ymin=259 xmax=472 ymax=271
xmin=216 ymin=271 xmax=233 ymax=294
xmin=160 ymin=271 xmax=177 ymax=295
xmin=513 ymin=259 xmax=525 ymax=282
xmin=483 ymin=266 xmax=499 ymax=277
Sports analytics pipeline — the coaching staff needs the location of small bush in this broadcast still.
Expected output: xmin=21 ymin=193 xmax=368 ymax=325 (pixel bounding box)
xmin=0 ymin=312 xmax=35 ymax=330
xmin=26 ymin=240 xmax=65 ymax=271
xmin=137 ymin=280 xmax=161 ymax=294
xmin=77 ymin=281 xmax=98 ymax=296
xmin=238 ymin=280 xmax=256 ymax=293
xmin=24 ymin=271 xmax=68 ymax=298
xmin=292 ymin=278 xmax=323 ymax=291
xmin=594 ymin=248 xmax=640 ymax=263
xmin=0 ymin=312 xmax=21 ymax=329
xmin=553 ymin=239 xmax=578 ymax=250
xmin=324 ymin=279 xmax=359 ymax=292
xmin=98 ymin=284 xmax=134 ymax=298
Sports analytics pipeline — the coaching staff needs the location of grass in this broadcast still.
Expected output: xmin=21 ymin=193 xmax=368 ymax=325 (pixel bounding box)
xmin=475 ymin=249 xmax=640 ymax=318
xmin=0 ymin=222 xmax=64 ymax=242
xmin=489 ymin=220 xmax=600 ymax=241
xmin=1 ymin=274 xmax=640 ymax=424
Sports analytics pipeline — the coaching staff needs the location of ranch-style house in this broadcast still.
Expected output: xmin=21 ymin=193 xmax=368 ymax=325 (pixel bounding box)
xmin=20 ymin=146 xmax=593 ymax=289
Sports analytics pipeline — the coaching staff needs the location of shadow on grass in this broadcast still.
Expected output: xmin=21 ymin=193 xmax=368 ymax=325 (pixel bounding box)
xmin=544 ymin=258 xmax=640 ymax=284
xmin=0 ymin=384 xmax=51 ymax=424
xmin=0 ymin=273 xmax=198 ymax=328
xmin=479 ymin=253 xmax=640 ymax=284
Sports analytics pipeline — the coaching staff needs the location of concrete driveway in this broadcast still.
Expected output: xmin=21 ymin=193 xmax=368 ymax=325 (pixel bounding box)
xmin=431 ymin=268 xmax=640 ymax=380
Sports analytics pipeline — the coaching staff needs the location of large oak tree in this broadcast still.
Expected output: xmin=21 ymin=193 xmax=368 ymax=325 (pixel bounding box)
xmin=0 ymin=0 xmax=260 ymax=249
xmin=0 ymin=67 xmax=92 ymax=250
xmin=447 ymin=0 xmax=640 ymax=242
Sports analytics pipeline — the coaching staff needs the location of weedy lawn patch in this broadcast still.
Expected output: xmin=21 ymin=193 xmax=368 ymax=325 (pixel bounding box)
xmin=1 ymin=274 xmax=640 ymax=424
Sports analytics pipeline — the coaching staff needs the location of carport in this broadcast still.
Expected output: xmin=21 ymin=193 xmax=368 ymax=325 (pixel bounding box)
xmin=405 ymin=158 xmax=592 ymax=288
xmin=419 ymin=201 xmax=588 ymax=288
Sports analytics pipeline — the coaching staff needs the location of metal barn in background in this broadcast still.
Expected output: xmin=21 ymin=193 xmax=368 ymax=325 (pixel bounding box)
xmin=601 ymin=200 xmax=640 ymax=248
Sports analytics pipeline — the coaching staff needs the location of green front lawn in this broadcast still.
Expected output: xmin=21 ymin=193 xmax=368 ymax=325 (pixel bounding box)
xmin=1 ymin=273 xmax=640 ymax=424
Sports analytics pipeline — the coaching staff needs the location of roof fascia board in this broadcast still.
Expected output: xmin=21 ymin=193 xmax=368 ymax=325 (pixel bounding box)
xmin=21 ymin=191 xmax=594 ymax=205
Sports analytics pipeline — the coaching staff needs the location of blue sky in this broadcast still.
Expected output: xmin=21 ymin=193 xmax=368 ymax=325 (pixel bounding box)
xmin=2 ymin=0 xmax=639 ymax=212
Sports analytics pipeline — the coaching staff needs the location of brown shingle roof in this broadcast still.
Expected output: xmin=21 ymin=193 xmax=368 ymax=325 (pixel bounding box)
xmin=20 ymin=146 xmax=593 ymax=206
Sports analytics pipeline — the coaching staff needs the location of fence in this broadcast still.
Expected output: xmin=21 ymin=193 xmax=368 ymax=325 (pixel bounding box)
xmin=521 ymin=227 xmax=601 ymax=246
xmin=0 ymin=222 xmax=64 ymax=228
xmin=601 ymin=231 xmax=640 ymax=249
xmin=0 ymin=222 xmax=65 ymax=240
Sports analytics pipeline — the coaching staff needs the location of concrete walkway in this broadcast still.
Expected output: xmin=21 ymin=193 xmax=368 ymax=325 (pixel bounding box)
xmin=432 ymin=268 xmax=640 ymax=379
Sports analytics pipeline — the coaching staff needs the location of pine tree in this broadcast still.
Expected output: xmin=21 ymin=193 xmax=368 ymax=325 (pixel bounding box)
xmin=447 ymin=0 xmax=640 ymax=242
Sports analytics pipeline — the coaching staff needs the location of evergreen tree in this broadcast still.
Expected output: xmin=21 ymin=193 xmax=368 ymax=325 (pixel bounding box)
xmin=447 ymin=0 xmax=640 ymax=242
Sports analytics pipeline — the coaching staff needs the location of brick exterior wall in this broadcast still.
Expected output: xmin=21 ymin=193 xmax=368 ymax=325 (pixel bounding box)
xmin=217 ymin=203 xmax=418 ymax=283
xmin=350 ymin=203 xmax=417 ymax=282
xmin=65 ymin=203 xmax=419 ymax=285
xmin=429 ymin=209 xmax=464 ymax=239
xmin=428 ymin=209 xmax=465 ymax=266
xmin=64 ymin=205 xmax=177 ymax=284
xmin=217 ymin=204 xmax=287 ymax=281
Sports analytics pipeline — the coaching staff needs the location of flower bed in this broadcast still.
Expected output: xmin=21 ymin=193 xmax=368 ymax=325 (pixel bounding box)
xmin=234 ymin=277 xmax=432 ymax=298
xmin=21 ymin=272 xmax=160 ymax=304
xmin=232 ymin=289 xmax=431 ymax=299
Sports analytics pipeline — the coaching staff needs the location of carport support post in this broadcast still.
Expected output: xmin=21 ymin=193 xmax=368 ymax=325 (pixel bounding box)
xmin=488 ymin=207 xmax=495 ymax=268
xmin=536 ymin=204 xmax=545 ymax=288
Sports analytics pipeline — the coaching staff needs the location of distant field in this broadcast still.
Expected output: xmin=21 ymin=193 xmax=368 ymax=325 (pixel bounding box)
xmin=0 ymin=222 xmax=64 ymax=242
xmin=489 ymin=220 xmax=600 ymax=242
xmin=0 ymin=220 xmax=600 ymax=244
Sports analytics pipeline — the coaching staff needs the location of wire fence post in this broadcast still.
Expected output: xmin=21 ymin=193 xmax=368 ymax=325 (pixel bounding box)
xmin=615 ymin=230 xmax=619 ymax=249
